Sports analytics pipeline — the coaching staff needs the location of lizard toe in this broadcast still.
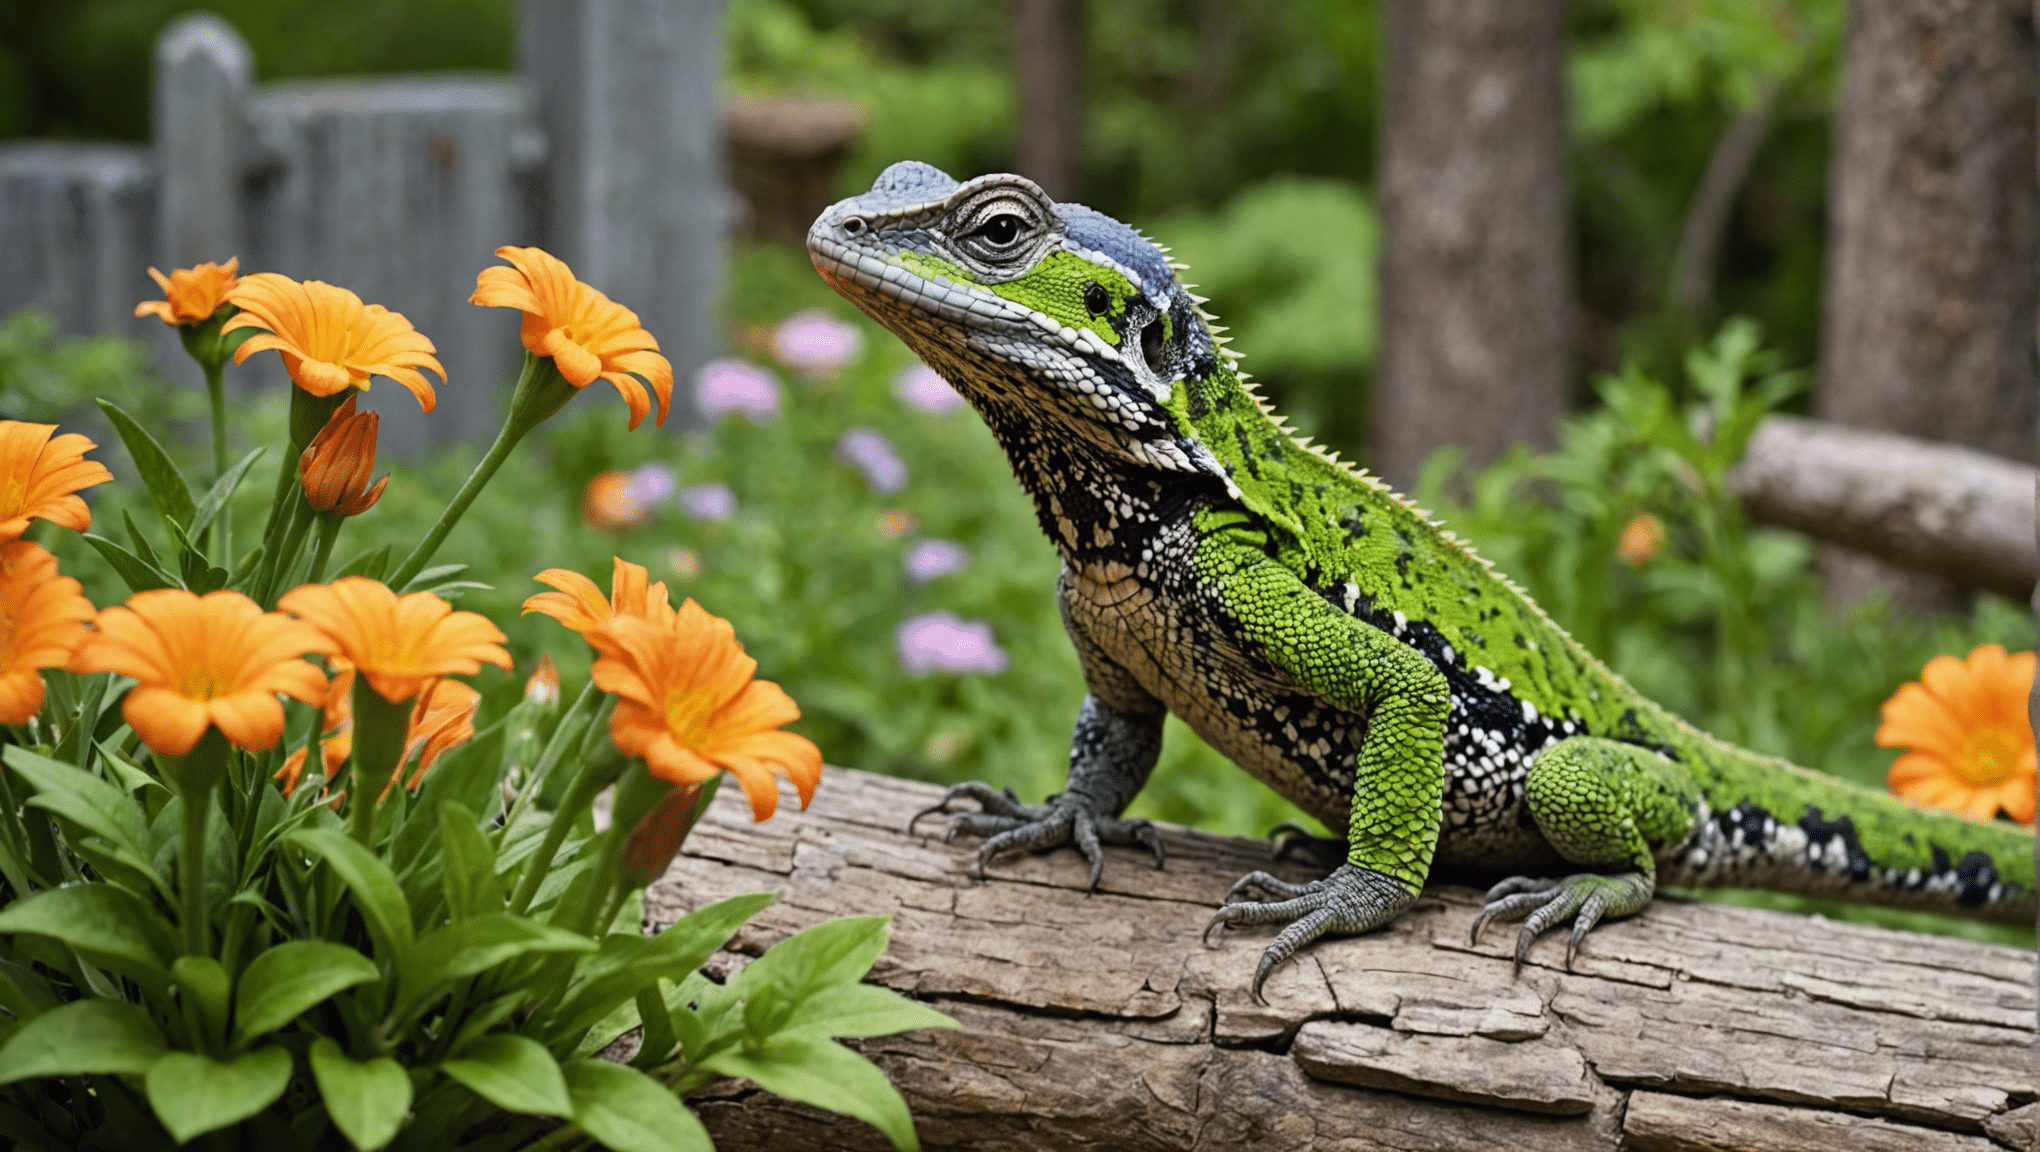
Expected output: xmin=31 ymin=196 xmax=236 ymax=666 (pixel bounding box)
xmin=1474 ymin=871 xmax=1652 ymax=976
xmin=1205 ymin=865 xmax=1417 ymax=995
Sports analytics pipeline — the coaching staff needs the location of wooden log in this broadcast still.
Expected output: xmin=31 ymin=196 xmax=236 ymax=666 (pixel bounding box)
xmin=1729 ymin=414 xmax=2037 ymax=602
xmin=643 ymin=768 xmax=2037 ymax=1152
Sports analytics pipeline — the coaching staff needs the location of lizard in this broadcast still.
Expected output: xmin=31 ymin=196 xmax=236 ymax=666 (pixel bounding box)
xmin=806 ymin=161 xmax=2037 ymax=1001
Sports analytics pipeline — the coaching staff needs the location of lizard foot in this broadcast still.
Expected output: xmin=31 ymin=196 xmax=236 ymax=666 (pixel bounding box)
xmin=1203 ymin=864 xmax=1416 ymax=1003
xmin=908 ymin=781 xmax=1164 ymax=892
xmin=1469 ymin=871 xmax=1653 ymax=976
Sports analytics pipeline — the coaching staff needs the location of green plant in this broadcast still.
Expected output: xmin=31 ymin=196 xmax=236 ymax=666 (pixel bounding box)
xmin=0 ymin=248 xmax=953 ymax=1150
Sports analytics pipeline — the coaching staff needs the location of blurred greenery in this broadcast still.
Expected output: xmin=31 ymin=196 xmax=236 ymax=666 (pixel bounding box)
xmin=7 ymin=0 xmax=1845 ymax=457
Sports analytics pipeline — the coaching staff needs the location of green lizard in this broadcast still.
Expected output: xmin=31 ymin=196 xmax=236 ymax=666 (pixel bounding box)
xmin=807 ymin=162 xmax=2035 ymax=1001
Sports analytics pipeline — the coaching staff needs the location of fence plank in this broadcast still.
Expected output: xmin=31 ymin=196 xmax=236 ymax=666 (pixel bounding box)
xmin=0 ymin=145 xmax=155 ymax=341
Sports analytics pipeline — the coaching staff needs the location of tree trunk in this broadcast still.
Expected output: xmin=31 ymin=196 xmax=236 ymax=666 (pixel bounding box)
xmin=1815 ymin=0 xmax=2039 ymax=612
xmin=1011 ymin=0 xmax=1084 ymax=201
xmin=1372 ymin=0 xmax=1574 ymax=492
xmin=647 ymin=768 xmax=2037 ymax=1152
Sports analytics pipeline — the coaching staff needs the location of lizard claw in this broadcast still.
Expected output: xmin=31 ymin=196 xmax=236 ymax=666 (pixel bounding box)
xmin=918 ymin=780 xmax=1168 ymax=890
xmin=1204 ymin=864 xmax=1415 ymax=1003
xmin=1471 ymin=872 xmax=1652 ymax=976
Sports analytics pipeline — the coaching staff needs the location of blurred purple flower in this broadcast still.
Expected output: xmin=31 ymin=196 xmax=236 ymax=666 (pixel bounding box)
xmin=896 ymin=612 xmax=1009 ymax=676
xmin=678 ymin=482 xmax=737 ymax=523
xmin=695 ymin=358 xmax=782 ymax=421
xmin=905 ymin=538 xmax=970 ymax=584
xmin=894 ymin=363 xmax=965 ymax=414
xmin=627 ymin=462 xmax=677 ymax=507
xmin=835 ymin=427 xmax=907 ymax=494
xmin=771 ymin=309 xmax=863 ymax=374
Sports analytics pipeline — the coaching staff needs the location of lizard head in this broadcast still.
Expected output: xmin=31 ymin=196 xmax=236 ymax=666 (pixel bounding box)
xmin=808 ymin=161 xmax=1237 ymax=490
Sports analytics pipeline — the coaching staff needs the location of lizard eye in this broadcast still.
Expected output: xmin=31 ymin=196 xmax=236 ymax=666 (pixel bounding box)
xmin=976 ymin=214 xmax=1025 ymax=248
xmin=1084 ymin=282 xmax=1110 ymax=315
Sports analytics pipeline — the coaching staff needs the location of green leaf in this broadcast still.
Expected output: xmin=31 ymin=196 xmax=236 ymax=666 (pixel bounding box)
xmin=309 ymin=1037 xmax=411 ymax=1152
xmin=438 ymin=802 xmax=503 ymax=922
xmin=188 ymin=447 xmax=266 ymax=541
xmin=735 ymin=916 xmax=890 ymax=1039
xmin=399 ymin=564 xmax=468 ymax=594
xmin=775 ymin=982 xmax=957 ymax=1041
xmin=0 ymin=999 xmax=166 ymax=1082
xmin=144 ymin=1046 xmax=292 ymax=1144
xmin=547 ymin=892 xmax=773 ymax=1045
xmin=234 ymin=941 xmax=381 ymax=1045
xmin=0 ymin=883 xmax=171 ymax=980
xmin=5 ymin=747 xmax=163 ymax=894
xmin=395 ymin=913 xmax=595 ymax=1021
xmin=332 ymin=545 xmax=391 ymax=582
xmin=98 ymin=398 xmax=197 ymax=533
xmin=561 ymin=1059 xmax=712 ymax=1152
xmin=438 ymin=1034 xmax=572 ymax=1119
xmin=698 ymin=1035 xmax=919 ymax=1152
xmin=289 ymin=829 xmax=414 ymax=960
xmin=82 ymin=534 xmax=177 ymax=593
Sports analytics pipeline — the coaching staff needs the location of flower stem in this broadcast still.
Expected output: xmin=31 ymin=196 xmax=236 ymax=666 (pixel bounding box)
xmin=347 ymin=679 xmax=414 ymax=848
xmin=169 ymin=731 xmax=231 ymax=957
xmin=508 ymin=742 xmax=629 ymax=916
xmin=204 ymin=359 xmax=231 ymax=562
xmin=390 ymin=353 xmax=577 ymax=589
xmin=305 ymin=514 xmax=343 ymax=584
xmin=260 ymin=494 xmax=315 ymax=606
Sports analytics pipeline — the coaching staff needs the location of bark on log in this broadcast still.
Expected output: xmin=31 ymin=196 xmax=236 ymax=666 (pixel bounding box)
xmin=644 ymin=768 xmax=2038 ymax=1152
xmin=1730 ymin=414 xmax=2038 ymax=602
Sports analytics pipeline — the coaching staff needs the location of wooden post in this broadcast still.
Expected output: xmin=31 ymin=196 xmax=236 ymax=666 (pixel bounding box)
xmin=0 ymin=146 xmax=155 ymax=340
xmin=1012 ymin=0 xmax=1086 ymax=201
xmin=240 ymin=78 xmax=537 ymax=452
xmin=1372 ymin=0 xmax=1575 ymax=492
xmin=153 ymin=14 xmax=250 ymax=272
xmin=1815 ymin=0 xmax=2039 ymax=612
xmin=522 ymin=0 xmax=726 ymax=425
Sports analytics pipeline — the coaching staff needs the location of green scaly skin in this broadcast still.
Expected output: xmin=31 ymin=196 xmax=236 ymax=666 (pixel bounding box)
xmin=807 ymin=162 xmax=2035 ymax=1001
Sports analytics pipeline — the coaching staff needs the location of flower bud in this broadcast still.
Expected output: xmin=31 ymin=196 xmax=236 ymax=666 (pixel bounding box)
xmin=298 ymin=395 xmax=388 ymax=515
xmin=619 ymin=782 xmax=704 ymax=889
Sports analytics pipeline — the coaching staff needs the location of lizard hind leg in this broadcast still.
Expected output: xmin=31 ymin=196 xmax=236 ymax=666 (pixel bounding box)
xmin=1470 ymin=736 xmax=1701 ymax=975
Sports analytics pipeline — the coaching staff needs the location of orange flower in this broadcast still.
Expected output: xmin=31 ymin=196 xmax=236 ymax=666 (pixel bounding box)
xmin=134 ymin=258 xmax=240 ymax=326
xmin=278 ymin=577 xmax=511 ymax=703
xmin=398 ymin=677 xmax=481 ymax=794
xmin=523 ymin=557 xmax=675 ymax=658
xmin=298 ymin=395 xmax=387 ymax=515
xmin=277 ymin=659 xmax=356 ymax=798
xmin=470 ymin=246 xmax=673 ymax=429
xmin=70 ymin=589 xmax=330 ymax=757
xmin=275 ymin=659 xmax=482 ymax=799
xmin=1878 ymin=644 xmax=2036 ymax=824
xmin=580 ymin=471 xmax=649 ymax=529
xmin=1616 ymin=511 xmax=1665 ymax=566
xmin=224 ymin=273 xmax=445 ymax=412
xmin=0 ymin=542 xmax=97 ymax=724
xmin=591 ymin=604 xmax=821 ymax=822
xmin=0 ymin=422 xmax=115 ymax=542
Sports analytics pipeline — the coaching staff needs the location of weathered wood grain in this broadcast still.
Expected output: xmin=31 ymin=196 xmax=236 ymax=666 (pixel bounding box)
xmin=643 ymin=768 xmax=2038 ymax=1152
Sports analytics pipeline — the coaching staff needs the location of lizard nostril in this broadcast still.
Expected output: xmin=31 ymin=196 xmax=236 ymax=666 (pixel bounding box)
xmin=842 ymin=217 xmax=868 ymax=237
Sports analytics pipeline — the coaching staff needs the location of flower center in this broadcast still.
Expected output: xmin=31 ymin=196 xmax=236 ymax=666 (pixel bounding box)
xmin=1956 ymin=726 xmax=2018 ymax=788
xmin=661 ymin=687 xmax=719 ymax=748
xmin=178 ymin=664 xmax=226 ymax=701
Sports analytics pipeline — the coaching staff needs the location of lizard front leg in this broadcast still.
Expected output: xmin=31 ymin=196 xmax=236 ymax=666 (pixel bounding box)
xmin=1194 ymin=530 xmax=1452 ymax=1001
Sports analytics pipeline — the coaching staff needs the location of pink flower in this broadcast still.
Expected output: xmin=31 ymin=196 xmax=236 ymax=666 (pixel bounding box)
xmin=905 ymin=538 xmax=969 ymax=583
xmin=894 ymin=363 xmax=965 ymax=414
xmin=628 ymin=462 xmax=678 ymax=507
xmin=695 ymin=358 xmax=782 ymax=421
xmin=771 ymin=310 xmax=863 ymax=374
xmin=678 ymin=482 xmax=736 ymax=523
xmin=895 ymin=612 xmax=1009 ymax=676
xmin=835 ymin=428 xmax=907 ymax=494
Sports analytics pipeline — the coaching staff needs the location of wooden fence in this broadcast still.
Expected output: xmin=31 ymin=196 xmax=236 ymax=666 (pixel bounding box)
xmin=0 ymin=1 xmax=725 ymax=453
